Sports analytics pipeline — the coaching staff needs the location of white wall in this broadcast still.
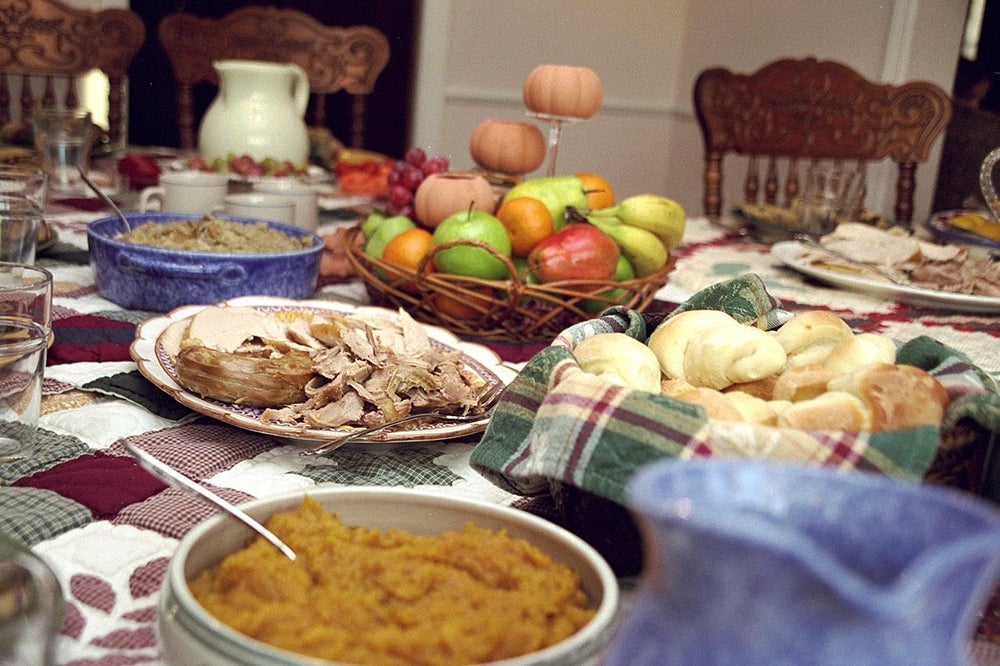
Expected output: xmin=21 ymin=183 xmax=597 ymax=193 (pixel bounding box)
xmin=412 ymin=0 xmax=966 ymax=224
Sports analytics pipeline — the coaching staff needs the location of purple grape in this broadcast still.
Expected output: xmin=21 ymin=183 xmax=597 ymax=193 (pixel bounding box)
xmin=421 ymin=156 xmax=449 ymax=176
xmin=387 ymin=169 xmax=402 ymax=186
xmin=404 ymin=147 xmax=427 ymax=167
xmin=401 ymin=165 xmax=425 ymax=190
xmin=389 ymin=184 xmax=413 ymax=207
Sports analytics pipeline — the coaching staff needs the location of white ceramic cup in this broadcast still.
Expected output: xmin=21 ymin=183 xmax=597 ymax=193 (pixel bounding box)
xmin=252 ymin=179 xmax=319 ymax=231
xmin=139 ymin=171 xmax=230 ymax=215
xmin=222 ymin=193 xmax=296 ymax=224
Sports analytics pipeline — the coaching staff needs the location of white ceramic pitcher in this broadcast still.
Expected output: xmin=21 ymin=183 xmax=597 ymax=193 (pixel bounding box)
xmin=198 ymin=60 xmax=310 ymax=165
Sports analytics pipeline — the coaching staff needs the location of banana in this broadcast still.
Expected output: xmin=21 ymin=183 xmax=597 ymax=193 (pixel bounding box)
xmin=588 ymin=194 xmax=686 ymax=253
xmin=586 ymin=216 xmax=668 ymax=277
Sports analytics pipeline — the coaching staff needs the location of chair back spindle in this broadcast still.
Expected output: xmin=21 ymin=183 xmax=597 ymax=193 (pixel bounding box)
xmin=693 ymin=57 xmax=952 ymax=226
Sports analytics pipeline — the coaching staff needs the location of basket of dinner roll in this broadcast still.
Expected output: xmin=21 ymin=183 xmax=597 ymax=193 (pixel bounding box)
xmin=471 ymin=274 xmax=1000 ymax=575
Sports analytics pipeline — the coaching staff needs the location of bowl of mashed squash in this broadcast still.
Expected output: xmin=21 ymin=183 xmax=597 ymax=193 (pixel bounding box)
xmin=87 ymin=213 xmax=323 ymax=311
xmin=159 ymin=487 xmax=620 ymax=666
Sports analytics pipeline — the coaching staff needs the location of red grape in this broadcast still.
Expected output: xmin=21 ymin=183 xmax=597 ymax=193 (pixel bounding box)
xmin=389 ymin=184 xmax=413 ymax=207
xmin=401 ymin=165 xmax=424 ymax=190
xmin=421 ymin=156 xmax=449 ymax=176
xmin=404 ymin=147 xmax=427 ymax=167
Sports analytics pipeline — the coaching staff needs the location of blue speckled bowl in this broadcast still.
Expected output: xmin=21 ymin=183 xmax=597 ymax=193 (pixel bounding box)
xmin=87 ymin=213 xmax=323 ymax=312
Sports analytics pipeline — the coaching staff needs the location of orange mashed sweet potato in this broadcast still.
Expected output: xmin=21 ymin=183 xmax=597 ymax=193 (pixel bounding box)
xmin=188 ymin=497 xmax=596 ymax=665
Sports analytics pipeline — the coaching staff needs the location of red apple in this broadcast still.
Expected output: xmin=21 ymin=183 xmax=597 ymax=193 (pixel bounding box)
xmin=527 ymin=223 xmax=619 ymax=282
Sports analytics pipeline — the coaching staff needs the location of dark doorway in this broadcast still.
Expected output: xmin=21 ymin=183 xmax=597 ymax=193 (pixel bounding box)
xmin=126 ymin=1 xmax=418 ymax=158
xmin=932 ymin=0 xmax=1000 ymax=212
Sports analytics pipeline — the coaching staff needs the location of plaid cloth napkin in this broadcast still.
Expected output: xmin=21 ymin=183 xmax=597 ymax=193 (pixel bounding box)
xmin=471 ymin=274 xmax=1000 ymax=506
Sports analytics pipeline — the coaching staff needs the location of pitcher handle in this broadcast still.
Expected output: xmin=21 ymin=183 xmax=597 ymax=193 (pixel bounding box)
xmin=978 ymin=146 xmax=1000 ymax=222
xmin=288 ymin=63 xmax=310 ymax=119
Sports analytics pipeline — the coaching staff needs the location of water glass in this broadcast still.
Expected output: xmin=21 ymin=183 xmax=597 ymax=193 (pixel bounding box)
xmin=31 ymin=107 xmax=93 ymax=195
xmin=797 ymin=162 xmax=866 ymax=235
xmin=0 ymin=166 xmax=47 ymax=213
xmin=0 ymin=264 xmax=53 ymax=333
xmin=0 ymin=319 xmax=48 ymax=463
xmin=0 ymin=198 xmax=43 ymax=264
xmin=0 ymin=535 xmax=65 ymax=665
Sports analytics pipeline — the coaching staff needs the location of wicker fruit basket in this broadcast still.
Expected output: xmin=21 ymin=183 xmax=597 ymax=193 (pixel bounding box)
xmin=343 ymin=224 xmax=673 ymax=342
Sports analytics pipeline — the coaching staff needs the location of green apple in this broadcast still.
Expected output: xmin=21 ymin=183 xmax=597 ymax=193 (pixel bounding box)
xmin=432 ymin=210 xmax=512 ymax=279
xmin=364 ymin=215 xmax=416 ymax=258
xmin=581 ymin=255 xmax=636 ymax=314
xmin=501 ymin=175 xmax=588 ymax=230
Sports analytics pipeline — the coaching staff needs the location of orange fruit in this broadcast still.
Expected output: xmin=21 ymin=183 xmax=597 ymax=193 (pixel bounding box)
xmin=495 ymin=196 xmax=555 ymax=257
xmin=432 ymin=286 xmax=494 ymax=319
xmin=381 ymin=227 xmax=434 ymax=291
xmin=577 ymin=172 xmax=616 ymax=210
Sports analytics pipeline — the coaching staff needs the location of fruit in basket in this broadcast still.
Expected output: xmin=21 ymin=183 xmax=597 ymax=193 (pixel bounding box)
xmin=502 ymin=175 xmax=589 ymax=230
xmin=585 ymin=215 xmax=668 ymax=278
xmin=413 ymin=172 xmax=496 ymax=229
xmin=496 ymin=197 xmax=555 ymax=257
xmin=526 ymin=223 xmax=619 ymax=282
xmin=577 ymin=172 xmax=616 ymax=209
xmin=381 ymin=228 xmax=435 ymax=291
xmin=581 ymin=255 xmax=636 ymax=313
xmin=587 ymin=194 xmax=686 ymax=252
xmin=432 ymin=286 xmax=496 ymax=320
xmin=432 ymin=210 xmax=512 ymax=279
xmin=385 ymin=148 xmax=451 ymax=217
xmin=364 ymin=215 xmax=417 ymax=259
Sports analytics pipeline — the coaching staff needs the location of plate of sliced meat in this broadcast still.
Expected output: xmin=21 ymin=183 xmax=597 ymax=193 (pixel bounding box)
xmin=771 ymin=223 xmax=1000 ymax=313
xmin=130 ymin=296 xmax=517 ymax=444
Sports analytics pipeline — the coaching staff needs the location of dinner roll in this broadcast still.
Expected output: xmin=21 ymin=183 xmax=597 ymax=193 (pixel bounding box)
xmin=647 ymin=310 xmax=740 ymax=380
xmin=776 ymin=391 xmax=872 ymax=432
xmin=775 ymin=310 xmax=854 ymax=368
xmin=664 ymin=385 xmax=743 ymax=421
xmin=574 ymin=332 xmax=662 ymax=393
xmin=723 ymin=375 xmax=779 ymax=401
xmin=822 ymin=333 xmax=897 ymax=374
xmin=660 ymin=378 xmax=696 ymax=397
xmin=827 ymin=363 xmax=949 ymax=431
xmin=683 ymin=323 xmax=787 ymax=390
xmin=771 ymin=364 xmax=836 ymax=402
xmin=725 ymin=391 xmax=781 ymax=425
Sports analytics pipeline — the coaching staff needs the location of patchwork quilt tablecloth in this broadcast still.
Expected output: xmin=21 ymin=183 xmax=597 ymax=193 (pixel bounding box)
xmin=2 ymin=210 xmax=998 ymax=665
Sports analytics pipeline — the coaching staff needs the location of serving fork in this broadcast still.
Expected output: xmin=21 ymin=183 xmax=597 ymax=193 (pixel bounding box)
xmin=793 ymin=234 xmax=911 ymax=286
xmin=300 ymin=381 xmax=507 ymax=457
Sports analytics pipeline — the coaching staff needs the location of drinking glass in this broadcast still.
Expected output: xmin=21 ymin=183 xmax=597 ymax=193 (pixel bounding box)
xmin=0 ymin=166 xmax=47 ymax=212
xmin=0 ymin=535 xmax=65 ymax=665
xmin=0 ymin=197 xmax=43 ymax=264
xmin=0 ymin=318 xmax=48 ymax=463
xmin=31 ymin=107 xmax=93 ymax=195
xmin=797 ymin=162 xmax=866 ymax=235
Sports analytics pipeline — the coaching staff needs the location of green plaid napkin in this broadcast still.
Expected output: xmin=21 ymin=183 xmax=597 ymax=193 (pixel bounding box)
xmin=471 ymin=274 xmax=1000 ymax=505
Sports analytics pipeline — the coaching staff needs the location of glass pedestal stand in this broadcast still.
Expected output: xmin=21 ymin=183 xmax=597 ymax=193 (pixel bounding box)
xmin=528 ymin=112 xmax=584 ymax=177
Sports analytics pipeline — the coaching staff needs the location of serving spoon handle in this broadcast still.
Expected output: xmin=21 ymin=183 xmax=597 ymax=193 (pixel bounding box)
xmin=77 ymin=166 xmax=131 ymax=233
xmin=123 ymin=441 xmax=296 ymax=561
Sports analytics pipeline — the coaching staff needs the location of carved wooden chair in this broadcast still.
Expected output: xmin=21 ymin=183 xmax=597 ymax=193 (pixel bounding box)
xmin=693 ymin=57 xmax=953 ymax=226
xmin=158 ymin=7 xmax=390 ymax=151
xmin=0 ymin=0 xmax=145 ymax=146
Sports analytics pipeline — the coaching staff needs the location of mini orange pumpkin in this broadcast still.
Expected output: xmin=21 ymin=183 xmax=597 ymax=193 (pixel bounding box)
xmin=413 ymin=172 xmax=497 ymax=229
xmin=522 ymin=65 xmax=603 ymax=119
xmin=469 ymin=119 xmax=547 ymax=175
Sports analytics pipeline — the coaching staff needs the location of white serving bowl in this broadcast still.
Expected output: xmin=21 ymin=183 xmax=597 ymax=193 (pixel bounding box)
xmin=159 ymin=487 xmax=620 ymax=665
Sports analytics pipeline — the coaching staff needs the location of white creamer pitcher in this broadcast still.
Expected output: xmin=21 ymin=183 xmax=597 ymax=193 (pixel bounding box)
xmin=198 ymin=60 xmax=310 ymax=165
